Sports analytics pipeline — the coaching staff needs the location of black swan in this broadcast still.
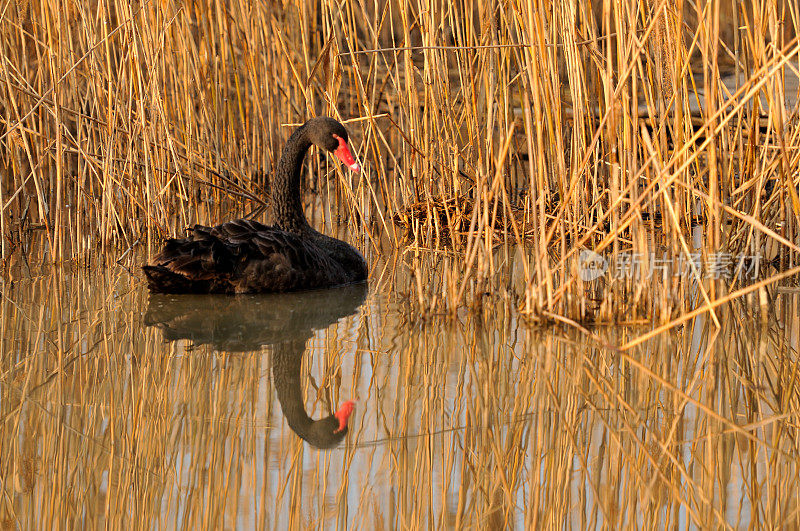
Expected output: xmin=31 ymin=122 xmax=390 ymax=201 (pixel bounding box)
xmin=143 ymin=117 xmax=367 ymax=294
xmin=143 ymin=284 xmax=368 ymax=448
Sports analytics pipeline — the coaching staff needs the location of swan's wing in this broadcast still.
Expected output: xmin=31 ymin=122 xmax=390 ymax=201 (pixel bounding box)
xmin=143 ymin=219 xmax=347 ymax=293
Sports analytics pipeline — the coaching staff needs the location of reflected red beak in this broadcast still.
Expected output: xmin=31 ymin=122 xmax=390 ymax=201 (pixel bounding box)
xmin=333 ymin=135 xmax=361 ymax=172
xmin=333 ymin=401 xmax=355 ymax=433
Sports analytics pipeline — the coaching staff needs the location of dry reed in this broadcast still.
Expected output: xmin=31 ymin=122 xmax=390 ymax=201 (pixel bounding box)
xmin=3 ymin=2 xmax=800 ymax=526
xmin=0 ymin=0 xmax=798 ymax=322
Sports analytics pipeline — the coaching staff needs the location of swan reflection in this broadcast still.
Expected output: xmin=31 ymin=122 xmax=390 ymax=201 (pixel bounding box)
xmin=144 ymin=283 xmax=368 ymax=448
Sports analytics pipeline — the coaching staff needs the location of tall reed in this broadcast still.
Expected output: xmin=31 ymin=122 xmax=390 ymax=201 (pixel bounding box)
xmin=1 ymin=0 xmax=798 ymax=321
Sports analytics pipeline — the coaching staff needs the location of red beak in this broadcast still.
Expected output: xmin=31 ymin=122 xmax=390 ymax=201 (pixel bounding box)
xmin=333 ymin=135 xmax=361 ymax=172
xmin=333 ymin=401 xmax=355 ymax=433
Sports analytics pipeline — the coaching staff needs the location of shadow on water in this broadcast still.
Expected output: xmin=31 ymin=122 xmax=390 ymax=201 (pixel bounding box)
xmin=144 ymin=283 xmax=368 ymax=449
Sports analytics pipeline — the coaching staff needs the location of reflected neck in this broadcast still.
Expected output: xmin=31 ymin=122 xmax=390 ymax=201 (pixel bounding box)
xmin=271 ymin=339 xmax=346 ymax=449
xmin=272 ymin=339 xmax=322 ymax=438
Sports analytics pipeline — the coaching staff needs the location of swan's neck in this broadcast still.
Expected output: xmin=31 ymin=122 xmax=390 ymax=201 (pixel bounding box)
xmin=272 ymin=126 xmax=313 ymax=233
xmin=272 ymin=339 xmax=316 ymax=434
xmin=272 ymin=340 xmax=352 ymax=449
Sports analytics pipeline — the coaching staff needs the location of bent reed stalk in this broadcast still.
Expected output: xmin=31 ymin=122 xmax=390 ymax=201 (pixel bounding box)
xmin=0 ymin=0 xmax=798 ymax=321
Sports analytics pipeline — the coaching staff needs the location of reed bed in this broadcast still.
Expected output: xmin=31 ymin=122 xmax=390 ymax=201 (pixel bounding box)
xmin=4 ymin=2 xmax=800 ymax=526
xmin=0 ymin=0 xmax=798 ymax=322
xmin=0 ymin=253 xmax=798 ymax=527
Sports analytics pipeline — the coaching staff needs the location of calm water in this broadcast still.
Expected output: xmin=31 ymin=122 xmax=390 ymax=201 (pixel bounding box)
xmin=1 ymin=252 xmax=799 ymax=529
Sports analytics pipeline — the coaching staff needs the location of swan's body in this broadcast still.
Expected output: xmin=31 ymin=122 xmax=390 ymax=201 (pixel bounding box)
xmin=143 ymin=117 xmax=366 ymax=294
xmin=142 ymin=219 xmax=366 ymax=293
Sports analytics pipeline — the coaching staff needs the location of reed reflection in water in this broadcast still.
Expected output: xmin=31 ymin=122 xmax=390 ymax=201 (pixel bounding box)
xmin=0 ymin=257 xmax=799 ymax=528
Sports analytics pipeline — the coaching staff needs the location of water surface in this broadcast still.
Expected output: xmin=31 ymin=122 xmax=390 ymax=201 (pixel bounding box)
xmin=1 ymin=253 xmax=798 ymax=528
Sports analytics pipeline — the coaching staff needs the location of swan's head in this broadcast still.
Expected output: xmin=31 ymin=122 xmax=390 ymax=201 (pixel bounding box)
xmin=306 ymin=117 xmax=361 ymax=173
xmin=304 ymin=400 xmax=355 ymax=449
xmin=333 ymin=400 xmax=355 ymax=434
